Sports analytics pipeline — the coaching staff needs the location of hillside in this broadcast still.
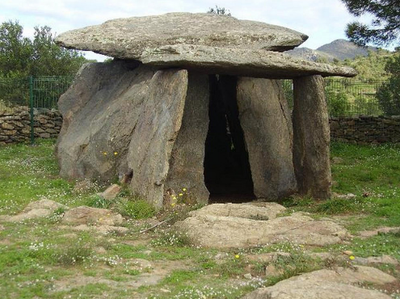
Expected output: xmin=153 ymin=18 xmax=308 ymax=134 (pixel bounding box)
xmin=287 ymin=39 xmax=380 ymax=61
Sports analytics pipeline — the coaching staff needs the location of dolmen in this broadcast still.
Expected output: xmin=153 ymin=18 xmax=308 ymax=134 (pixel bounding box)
xmin=55 ymin=12 xmax=356 ymax=209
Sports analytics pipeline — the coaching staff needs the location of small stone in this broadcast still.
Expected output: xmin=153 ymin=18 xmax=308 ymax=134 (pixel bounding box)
xmin=343 ymin=250 xmax=354 ymax=256
xmin=100 ymin=184 xmax=122 ymax=200
xmin=244 ymin=273 xmax=252 ymax=279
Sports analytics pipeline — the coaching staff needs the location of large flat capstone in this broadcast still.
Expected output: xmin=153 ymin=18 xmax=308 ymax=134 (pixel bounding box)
xmin=140 ymin=45 xmax=357 ymax=78
xmin=55 ymin=12 xmax=308 ymax=59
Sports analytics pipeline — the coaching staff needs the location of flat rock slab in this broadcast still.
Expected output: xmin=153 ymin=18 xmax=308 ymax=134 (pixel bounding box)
xmin=140 ymin=45 xmax=357 ymax=78
xmin=243 ymin=266 xmax=396 ymax=299
xmin=61 ymin=206 xmax=123 ymax=226
xmin=176 ymin=203 xmax=349 ymax=248
xmin=190 ymin=203 xmax=286 ymax=220
xmin=0 ymin=199 xmax=67 ymax=222
xmin=55 ymin=12 xmax=308 ymax=59
xmin=59 ymin=224 xmax=129 ymax=235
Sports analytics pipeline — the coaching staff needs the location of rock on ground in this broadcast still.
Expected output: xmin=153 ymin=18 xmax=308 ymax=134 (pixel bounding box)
xmin=61 ymin=206 xmax=123 ymax=226
xmin=0 ymin=199 xmax=67 ymax=222
xmin=176 ymin=203 xmax=349 ymax=248
xmin=243 ymin=266 xmax=396 ymax=299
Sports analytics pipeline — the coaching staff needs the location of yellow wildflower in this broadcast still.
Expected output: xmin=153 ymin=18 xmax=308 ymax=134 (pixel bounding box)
xmin=235 ymin=254 xmax=240 ymax=259
xmin=349 ymin=255 xmax=355 ymax=260
xmin=179 ymin=193 xmax=183 ymax=197
xmin=182 ymin=188 xmax=187 ymax=192
xmin=114 ymin=151 xmax=118 ymax=156
xmin=103 ymin=152 xmax=107 ymax=156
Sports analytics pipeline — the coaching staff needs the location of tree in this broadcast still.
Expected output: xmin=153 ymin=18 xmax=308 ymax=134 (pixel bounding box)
xmin=342 ymin=0 xmax=400 ymax=46
xmin=0 ymin=21 xmax=32 ymax=77
xmin=376 ymin=52 xmax=400 ymax=115
xmin=0 ymin=20 xmax=87 ymax=77
xmin=207 ymin=6 xmax=231 ymax=16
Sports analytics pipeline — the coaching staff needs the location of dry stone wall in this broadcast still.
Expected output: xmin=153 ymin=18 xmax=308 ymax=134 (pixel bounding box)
xmin=330 ymin=116 xmax=400 ymax=144
xmin=0 ymin=107 xmax=62 ymax=145
xmin=2 ymin=107 xmax=400 ymax=146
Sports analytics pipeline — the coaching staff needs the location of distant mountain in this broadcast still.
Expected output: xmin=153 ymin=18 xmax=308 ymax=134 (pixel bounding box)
xmin=287 ymin=39 xmax=379 ymax=61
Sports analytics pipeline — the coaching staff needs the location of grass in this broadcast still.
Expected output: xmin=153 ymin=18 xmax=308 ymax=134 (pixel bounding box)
xmin=0 ymin=139 xmax=399 ymax=298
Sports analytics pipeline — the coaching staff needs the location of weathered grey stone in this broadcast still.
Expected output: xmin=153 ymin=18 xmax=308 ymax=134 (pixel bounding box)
xmin=293 ymin=75 xmax=332 ymax=199
xmin=140 ymin=45 xmax=357 ymax=79
xmin=176 ymin=204 xmax=348 ymax=248
xmin=56 ymin=60 xmax=154 ymax=182
xmin=62 ymin=206 xmax=123 ymax=226
xmin=237 ymin=78 xmax=297 ymax=199
xmin=0 ymin=199 xmax=67 ymax=222
xmin=189 ymin=202 xmax=286 ymax=220
xmin=99 ymin=184 xmax=122 ymax=200
xmin=127 ymin=69 xmax=188 ymax=209
xmin=242 ymin=266 xmax=395 ymax=299
xmin=165 ymin=72 xmax=210 ymax=205
xmin=56 ymin=12 xmax=308 ymax=59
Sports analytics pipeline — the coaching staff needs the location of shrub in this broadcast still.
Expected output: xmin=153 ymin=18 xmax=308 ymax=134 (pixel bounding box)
xmin=116 ymin=198 xmax=155 ymax=219
xmin=326 ymin=91 xmax=350 ymax=117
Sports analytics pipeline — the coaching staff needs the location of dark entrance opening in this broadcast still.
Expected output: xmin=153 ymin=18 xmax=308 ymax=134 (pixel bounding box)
xmin=204 ymin=75 xmax=255 ymax=203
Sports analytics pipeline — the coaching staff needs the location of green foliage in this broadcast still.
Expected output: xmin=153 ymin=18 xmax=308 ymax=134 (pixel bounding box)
xmin=116 ymin=198 xmax=156 ymax=219
xmin=326 ymin=91 xmax=350 ymax=117
xmin=342 ymin=0 xmax=400 ymax=47
xmin=86 ymin=195 xmax=112 ymax=209
xmin=334 ymin=49 xmax=392 ymax=82
xmin=376 ymin=52 xmax=400 ymax=115
xmin=55 ymin=237 xmax=94 ymax=266
xmin=0 ymin=20 xmax=87 ymax=78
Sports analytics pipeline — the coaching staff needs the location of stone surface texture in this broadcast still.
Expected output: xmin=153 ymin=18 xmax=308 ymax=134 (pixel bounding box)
xmin=0 ymin=107 xmax=62 ymax=145
xmin=55 ymin=12 xmax=308 ymax=59
xmin=100 ymin=184 xmax=122 ymax=200
xmin=176 ymin=203 xmax=349 ymax=248
xmin=140 ymin=45 xmax=357 ymax=78
xmin=165 ymin=72 xmax=210 ymax=205
xmin=0 ymin=199 xmax=67 ymax=222
xmin=57 ymin=61 xmax=153 ymax=182
xmin=127 ymin=69 xmax=188 ymax=209
xmin=237 ymin=78 xmax=297 ymax=199
xmin=62 ymin=206 xmax=123 ymax=226
xmin=243 ymin=266 xmax=395 ymax=299
xmin=293 ymin=75 xmax=332 ymax=199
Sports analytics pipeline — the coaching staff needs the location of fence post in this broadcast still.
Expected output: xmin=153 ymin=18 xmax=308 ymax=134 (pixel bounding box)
xmin=29 ymin=76 xmax=34 ymax=145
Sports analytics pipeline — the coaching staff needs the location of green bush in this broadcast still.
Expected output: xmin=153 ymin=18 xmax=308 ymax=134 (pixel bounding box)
xmin=326 ymin=91 xmax=350 ymax=117
xmin=376 ymin=79 xmax=400 ymax=116
xmin=116 ymin=198 xmax=155 ymax=219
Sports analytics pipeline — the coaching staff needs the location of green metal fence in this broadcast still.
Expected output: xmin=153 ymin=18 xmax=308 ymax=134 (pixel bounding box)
xmin=283 ymin=78 xmax=386 ymax=117
xmin=0 ymin=76 xmax=73 ymax=144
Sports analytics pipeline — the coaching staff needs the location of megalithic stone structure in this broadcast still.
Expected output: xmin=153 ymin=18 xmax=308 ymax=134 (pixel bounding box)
xmin=293 ymin=75 xmax=332 ymax=199
xmin=55 ymin=13 xmax=356 ymax=208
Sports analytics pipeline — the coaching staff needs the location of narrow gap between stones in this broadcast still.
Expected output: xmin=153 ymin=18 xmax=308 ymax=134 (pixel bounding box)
xmin=204 ymin=74 xmax=255 ymax=203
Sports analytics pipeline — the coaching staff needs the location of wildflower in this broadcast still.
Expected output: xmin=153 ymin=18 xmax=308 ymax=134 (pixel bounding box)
xmin=235 ymin=254 xmax=240 ymax=259
xmin=349 ymin=255 xmax=355 ymax=260
xmin=179 ymin=193 xmax=183 ymax=197
xmin=103 ymin=152 xmax=107 ymax=156
xmin=182 ymin=188 xmax=187 ymax=192
xmin=114 ymin=151 xmax=118 ymax=156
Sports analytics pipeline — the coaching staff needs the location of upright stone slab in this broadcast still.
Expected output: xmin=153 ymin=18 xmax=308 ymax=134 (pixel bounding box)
xmin=57 ymin=61 xmax=154 ymax=181
xmin=128 ymin=69 xmax=189 ymax=209
xmin=293 ymin=75 xmax=332 ymax=199
xmin=237 ymin=78 xmax=297 ymax=199
xmin=165 ymin=72 xmax=210 ymax=204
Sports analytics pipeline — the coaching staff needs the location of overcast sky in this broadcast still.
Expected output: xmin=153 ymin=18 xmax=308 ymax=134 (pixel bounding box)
xmin=1 ymin=0 xmax=375 ymax=61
